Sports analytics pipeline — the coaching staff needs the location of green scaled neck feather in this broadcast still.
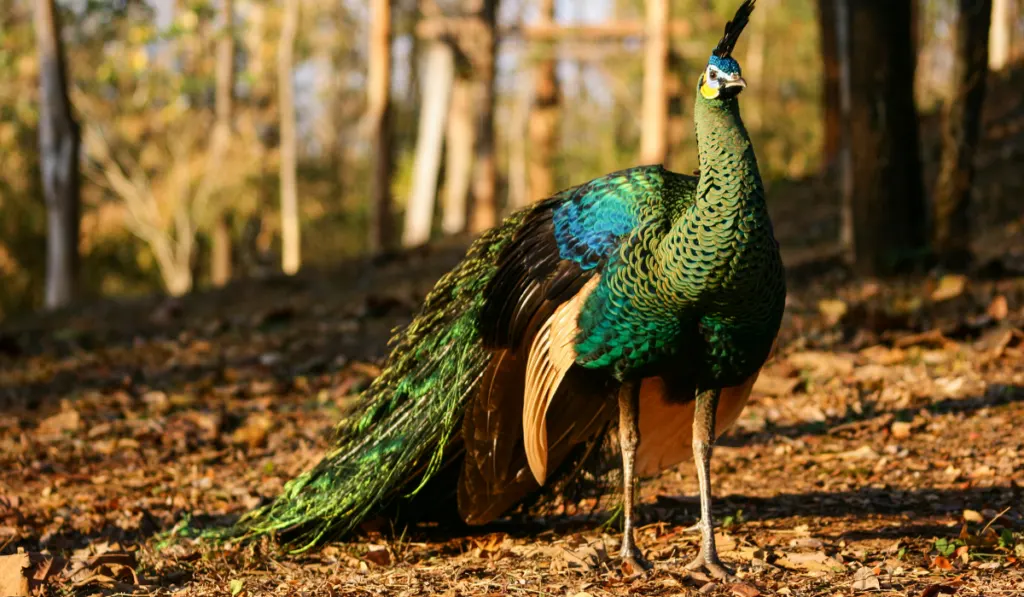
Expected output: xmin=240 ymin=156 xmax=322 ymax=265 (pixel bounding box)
xmin=666 ymin=90 xmax=767 ymax=297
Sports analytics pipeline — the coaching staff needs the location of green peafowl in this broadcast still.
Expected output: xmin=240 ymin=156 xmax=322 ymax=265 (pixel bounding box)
xmin=225 ymin=0 xmax=783 ymax=580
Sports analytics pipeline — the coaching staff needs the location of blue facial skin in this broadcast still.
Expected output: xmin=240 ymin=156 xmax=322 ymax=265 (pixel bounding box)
xmin=708 ymin=55 xmax=741 ymax=76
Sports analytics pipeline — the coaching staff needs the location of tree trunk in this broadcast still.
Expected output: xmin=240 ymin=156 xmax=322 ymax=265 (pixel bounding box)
xmin=989 ymin=0 xmax=1011 ymax=70
xmin=278 ymin=0 xmax=300 ymax=275
xmin=665 ymin=48 xmax=687 ymax=172
xmin=640 ymin=0 xmax=669 ymax=165
xmin=817 ymin=0 xmax=841 ymax=168
xmin=34 ymin=0 xmax=80 ymax=309
xmin=934 ymin=0 xmax=991 ymax=268
xmin=443 ymin=76 xmax=475 ymax=235
xmin=743 ymin=0 xmax=770 ymax=132
xmin=211 ymin=210 xmax=233 ymax=287
xmin=846 ymin=0 xmax=927 ymax=275
xmin=468 ymin=0 xmax=500 ymax=234
xmin=368 ymin=0 xmax=395 ymax=253
xmin=507 ymin=67 xmax=531 ymax=210
xmin=403 ymin=42 xmax=454 ymax=247
xmin=528 ymin=0 xmax=559 ymax=202
xmin=835 ymin=0 xmax=854 ymax=260
xmin=211 ymin=0 xmax=235 ymax=286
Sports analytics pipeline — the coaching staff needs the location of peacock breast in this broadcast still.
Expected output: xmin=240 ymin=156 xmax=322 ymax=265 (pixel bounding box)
xmin=695 ymin=253 xmax=785 ymax=387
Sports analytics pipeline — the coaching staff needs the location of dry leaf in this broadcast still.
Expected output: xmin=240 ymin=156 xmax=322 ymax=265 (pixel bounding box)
xmin=919 ymin=583 xmax=959 ymax=597
xmin=987 ymin=295 xmax=1009 ymax=320
xmin=362 ymin=546 xmax=391 ymax=567
xmin=818 ymin=298 xmax=848 ymax=326
xmin=752 ymin=373 xmax=799 ymax=397
xmin=931 ymin=555 xmax=953 ymax=571
xmin=851 ymin=567 xmax=881 ymax=591
xmin=777 ymin=551 xmax=844 ymax=572
xmin=859 ymin=345 xmax=906 ymax=365
xmin=894 ymin=329 xmax=951 ymax=349
xmin=561 ymin=540 xmax=609 ymax=571
xmin=931 ymin=275 xmax=966 ymax=302
xmin=788 ymin=351 xmax=855 ymax=378
xmin=37 ymin=409 xmax=81 ymax=437
xmin=231 ymin=413 xmax=274 ymax=448
xmin=0 ymin=553 xmax=30 ymax=597
xmin=891 ymin=421 xmax=913 ymax=440
xmin=962 ymin=509 xmax=984 ymax=523
xmin=730 ymin=582 xmax=761 ymax=597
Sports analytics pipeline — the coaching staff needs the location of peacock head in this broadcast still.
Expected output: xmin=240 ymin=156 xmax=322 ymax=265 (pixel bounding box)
xmin=699 ymin=0 xmax=755 ymax=101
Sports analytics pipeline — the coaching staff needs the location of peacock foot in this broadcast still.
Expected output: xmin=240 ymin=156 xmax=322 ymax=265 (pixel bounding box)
xmin=684 ymin=550 xmax=737 ymax=582
xmin=619 ymin=545 xmax=653 ymax=575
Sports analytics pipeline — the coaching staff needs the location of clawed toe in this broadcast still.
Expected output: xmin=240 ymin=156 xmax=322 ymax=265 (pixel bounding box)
xmin=620 ymin=547 xmax=653 ymax=575
xmin=685 ymin=550 xmax=737 ymax=582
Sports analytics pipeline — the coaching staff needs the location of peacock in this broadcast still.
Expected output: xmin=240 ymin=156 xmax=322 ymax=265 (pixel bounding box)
xmin=224 ymin=0 xmax=783 ymax=580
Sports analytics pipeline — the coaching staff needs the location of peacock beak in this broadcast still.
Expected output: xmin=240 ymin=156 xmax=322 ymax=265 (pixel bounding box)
xmin=722 ymin=75 xmax=746 ymax=90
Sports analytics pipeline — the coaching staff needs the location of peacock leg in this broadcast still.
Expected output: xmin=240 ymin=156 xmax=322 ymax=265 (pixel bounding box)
xmin=684 ymin=388 xmax=737 ymax=582
xmin=617 ymin=380 xmax=651 ymax=572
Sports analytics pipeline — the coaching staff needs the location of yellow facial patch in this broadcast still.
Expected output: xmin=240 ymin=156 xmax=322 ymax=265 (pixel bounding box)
xmin=700 ymin=79 xmax=719 ymax=99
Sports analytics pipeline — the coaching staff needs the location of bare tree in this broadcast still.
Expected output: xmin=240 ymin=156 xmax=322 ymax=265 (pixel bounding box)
xmin=278 ymin=0 xmax=300 ymax=275
xmin=443 ymin=75 xmax=475 ymax=235
xmin=83 ymin=126 xmax=198 ymax=296
xmin=368 ymin=0 xmax=395 ymax=252
xmin=468 ymin=0 xmax=500 ymax=234
xmin=640 ymin=0 xmax=669 ymax=165
xmin=528 ymin=0 xmax=559 ymax=202
xmin=845 ymin=0 xmax=926 ymax=274
xmin=210 ymin=0 xmax=236 ymax=286
xmin=403 ymin=42 xmax=455 ymax=247
xmin=934 ymin=0 xmax=991 ymax=267
xmin=989 ymin=0 xmax=1011 ymax=70
xmin=34 ymin=0 xmax=80 ymax=309
xmin=78 ymin=0 xmax=259 ymax=296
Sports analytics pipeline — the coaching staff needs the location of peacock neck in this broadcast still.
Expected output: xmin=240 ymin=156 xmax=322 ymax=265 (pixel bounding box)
xmin=660 ymin=93 xmax=770 ymax=301
xmin=692 ymin=95 xmax=763 ymax=217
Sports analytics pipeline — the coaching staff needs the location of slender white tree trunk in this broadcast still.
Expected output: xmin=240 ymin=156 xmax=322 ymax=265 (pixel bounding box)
xmin=508 ymin=66 xmax=531 ymax=211
xmin=403 ymin=42 xmax=454 ymax=247
xmin=989 ymin=0 xmax=1011 ymax=70
xmin=443 ymin=77 xmax=475 ymax=235
xmin=34 ymin=0 xmax=80 ymax=309
xmin=278 ymin=0 xmax=300 ymax=274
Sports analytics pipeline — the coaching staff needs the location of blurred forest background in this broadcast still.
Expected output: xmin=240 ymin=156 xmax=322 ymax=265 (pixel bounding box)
xmin=2 ymin=0 xmax=1024 ymax=320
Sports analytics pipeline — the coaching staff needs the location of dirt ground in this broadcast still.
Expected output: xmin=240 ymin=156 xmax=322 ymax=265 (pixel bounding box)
xmin=1 ymin=236 xmax=1023 ymax=596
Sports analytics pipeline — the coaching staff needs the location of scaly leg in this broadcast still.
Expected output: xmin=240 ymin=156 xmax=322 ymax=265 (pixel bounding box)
xmin=684 ymin=388 xmax=737 ymax=581
xmin=617 ymin=381 xmax=651 ymax=572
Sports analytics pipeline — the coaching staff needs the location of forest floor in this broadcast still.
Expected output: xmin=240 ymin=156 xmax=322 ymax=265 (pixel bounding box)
xmin=5 ymin=66 xmax=1024 ymax=594
xmin=1 ymin=230 xmax=1023 ymax=596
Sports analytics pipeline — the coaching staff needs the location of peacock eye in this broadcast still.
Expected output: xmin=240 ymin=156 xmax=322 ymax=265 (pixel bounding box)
xmin=709 ymin=70 xmax=718 ymax=80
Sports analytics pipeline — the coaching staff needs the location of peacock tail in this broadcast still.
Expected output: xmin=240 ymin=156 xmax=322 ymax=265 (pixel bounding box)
xmin=229 ymin=210 xmax=529 ymax=550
